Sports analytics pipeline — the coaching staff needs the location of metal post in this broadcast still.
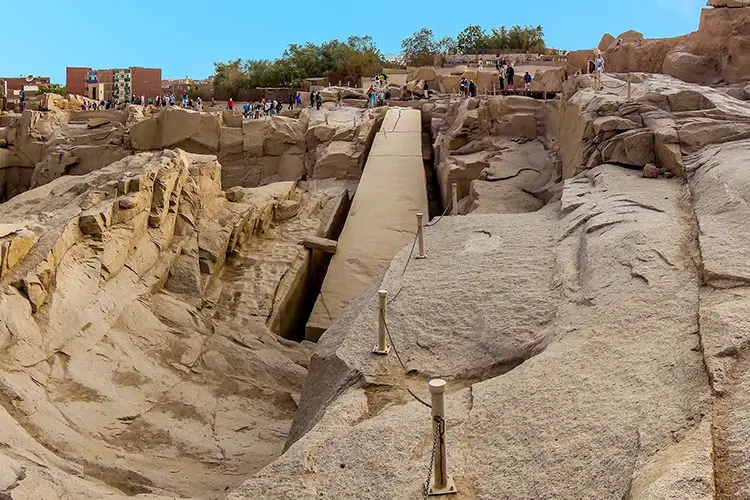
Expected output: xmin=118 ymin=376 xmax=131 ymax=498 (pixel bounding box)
xmin=451 ymin=183 xmax=458 ymax=216
xmin=428 ymin=379 xmax=456 ymax=496
xmin=372 ymin=290 xmax=390 ymax=355
xmin=493 ymin=83 xmax=496 ymax=95
xmin=543 ymin=90 xmax=547 ymax=102
xmin=627 ymin=73 xmax=632 ymax=101
xmin=416 ymin=213 xmax=426 ymax=259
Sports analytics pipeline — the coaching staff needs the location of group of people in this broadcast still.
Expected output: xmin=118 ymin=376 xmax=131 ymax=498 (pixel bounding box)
xmin=496 ymin=59 xmax=532 ymax=91
xmin=80 ymin=93 xmax=205 ymax=111
xmin=239 ymin=98 xmax=283 ymax=119
xmin=366 ymin=86 xmax=391 ymax=107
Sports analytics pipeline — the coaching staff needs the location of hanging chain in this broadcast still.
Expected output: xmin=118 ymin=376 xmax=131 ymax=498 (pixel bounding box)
xmin=423 ymin=416 xmax=440 ymax=500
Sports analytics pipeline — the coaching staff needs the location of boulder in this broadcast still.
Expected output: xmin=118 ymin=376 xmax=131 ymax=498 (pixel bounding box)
xmin=312 ymin=141 xmax=361 ymax=179
xmin=707 ymin=0 xmax=750 ymax=6
xmin=642 ymin=163 xmax=659 ymax=178
xmin=616 ymin=29 xmax=644 ymax=43
xmin=600 ymin=129 xmax=655 ymax=167
xmin=598 ymin=33 xmax=616 ymax=51
xmin=663 ymin=51 xmax=719 ymax=85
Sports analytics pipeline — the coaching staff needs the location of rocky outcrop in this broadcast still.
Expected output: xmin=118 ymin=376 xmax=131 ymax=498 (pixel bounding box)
xmin=0 ymin=149 xmax=358 ymax=497
xmin=226 ymin=71 xmax=750 ymax=500
xmin=596 ymin=7 xmax=750 ymax=85
xmin=130 ymin=106 xmax=385 ymax=190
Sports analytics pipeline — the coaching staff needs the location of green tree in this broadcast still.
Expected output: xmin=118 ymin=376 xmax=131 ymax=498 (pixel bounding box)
xmin=37 ymin=84 xmax=66 ymax=96
xmin=456 ymin=25 xmax=487 ymax=53
xmin=400 ymin=28 xmax=437 ymax=66
xmin=436 ymin=36 xmax=457 ymax=55
xmin=213 ymin=35 xmax=384 ymax=96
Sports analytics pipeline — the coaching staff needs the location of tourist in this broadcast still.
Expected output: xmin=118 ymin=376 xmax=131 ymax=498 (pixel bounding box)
xmin=469 ymin=80 xmax=477 ymax=97
xmin=596 ymin=54 xmax=605 ymax=73
xmin=243 ymin=102 xmax=250 ymax=118
xmin=196 ymin=96 xmax=202 ymax=111
xmin=315 ymin=92 xmax=322 ymax=111
xmin=309 ymin=92 xmax=315 ymax=107
xmin=423 ymin=81 xmax=429 ymax=99
xmin=272 ymin=99 xmax=278 ymax=115
xmin=276 ymin=100 xmax=283 ymax=114
xmin=507 ymin=64 xmax=515 ymax=89
xmin=617 ymin=38 xmax=623 ymax=46
xmin=295 ymin=92 xmax=302 ymax=107
xmin=288 ymin=94 xmax=295 ymax=110
xmin=227 ymin=97 xmax=234 ymax=110
xmin=141 ymin=95 xmax=145 ymax=106
xmin=636 ymin=39 xmax=642 ymax=47
xmin=498 ymin=65 xmax=506 ymax=90
xmin=384 ymin=89 xmax=391 ymax=105
xmin=524 ymin=72 xmax=532 ymax=90
xmin=368 ymin=87 xmax=377 ymax=108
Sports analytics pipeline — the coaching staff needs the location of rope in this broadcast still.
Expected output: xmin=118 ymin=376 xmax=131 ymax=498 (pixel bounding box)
xmin=318 ymin=290 xmax=333 ymax=321
xmin=380 ymin=308 xmax=432 ymax=409
xmin=425 ymin=202 xmax=452 ymax=228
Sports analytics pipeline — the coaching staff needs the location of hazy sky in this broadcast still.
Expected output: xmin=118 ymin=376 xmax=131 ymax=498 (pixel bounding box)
xmin=2 ymin=0 xmax=707 ymax=84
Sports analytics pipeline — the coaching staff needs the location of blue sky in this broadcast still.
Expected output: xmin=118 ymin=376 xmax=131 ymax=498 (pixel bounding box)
xmin=2 ymin=0 xmax=706 ymax=84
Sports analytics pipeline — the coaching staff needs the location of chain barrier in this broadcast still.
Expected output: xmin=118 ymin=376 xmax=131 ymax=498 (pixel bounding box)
xmin=374 ymin=202 xmax=456 ymax=496
xmin=423 ymin=416 xmax=442 ymax=500
xmin=600 ymin=80 xmax=628 ymax=89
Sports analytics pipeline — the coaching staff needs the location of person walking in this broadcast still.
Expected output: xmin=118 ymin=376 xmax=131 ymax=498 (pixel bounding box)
xmin=315 ymin=92 xmax=322 ymax=111
xmin=296 ymin=92 xmax=302 ymax=107
xmin=309 ymin=91 xmax=315 ymax=107
xmin=289 ymin=94 xmax=295 ymax=110
xmin=523 ymin=72 xmax=532 ymax=90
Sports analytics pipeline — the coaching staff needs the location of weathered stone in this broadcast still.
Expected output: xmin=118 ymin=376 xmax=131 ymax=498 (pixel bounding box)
xmin=643 ymin=163 xmax=659 ymax=178
xmin=299 ymin=236 xmax=337 ymax=254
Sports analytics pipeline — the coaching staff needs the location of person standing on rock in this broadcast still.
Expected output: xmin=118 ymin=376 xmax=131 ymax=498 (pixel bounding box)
xmin=596 ymin=54 xmax=605 ymax=74
xmin=524 ymin=72 xmax=532 ymax=90
xmin=227 ymin=97 xmax=234 ymax=110
xmin=498 ymin=65 xmax=506 ymax=91
xmin=310 ymin=92 xmax=315 ymax=107
xmin=507 ymin=65 xmax=515 ymax=90
xmin=315 ymin=92 xmax=322 ymax=111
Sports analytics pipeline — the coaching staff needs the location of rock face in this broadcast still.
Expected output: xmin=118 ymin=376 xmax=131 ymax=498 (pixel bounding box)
xmin=597 ymin=7 xmax=750 ymax=85
xmin=0 ymin=149 xmax=357 ymax=497
xmin=226 ymin=73 xmax=750 ymax=499
xmin=0 ymin=105 xmax=130 ymax=201
xmin=130 ymin=106 xmax=385 ymax=189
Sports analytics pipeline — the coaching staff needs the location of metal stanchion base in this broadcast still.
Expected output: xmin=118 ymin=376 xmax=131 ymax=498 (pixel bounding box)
xmin=428 ymin=476 xmax=457 ymax=496
xmin=372 ymin=345 xmax=391 ymax=355
xmin=416 ymin=254 xmax=427 ymax=260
